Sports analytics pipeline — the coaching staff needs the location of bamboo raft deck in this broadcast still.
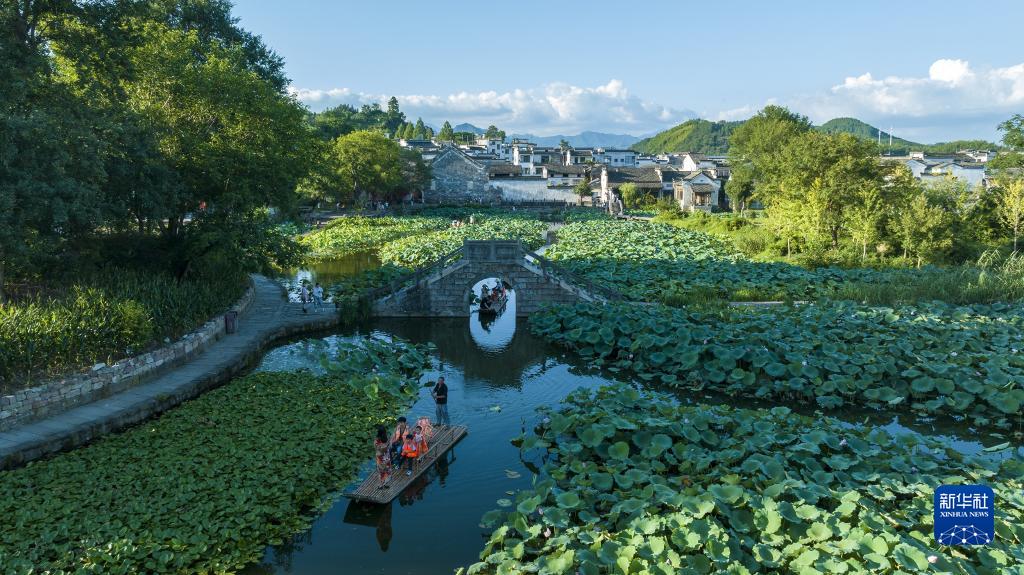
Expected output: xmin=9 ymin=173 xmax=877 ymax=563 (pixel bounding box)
xmin=344 ymin=424 xmax=468 ymax=504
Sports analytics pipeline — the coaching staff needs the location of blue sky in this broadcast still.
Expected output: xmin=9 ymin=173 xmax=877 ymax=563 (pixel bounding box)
xmin=233 ymin=0 xmax=1024 ymax=142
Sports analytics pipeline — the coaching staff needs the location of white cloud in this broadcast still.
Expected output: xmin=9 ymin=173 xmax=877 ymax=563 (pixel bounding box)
xmin=288 ymin=80 xmax=694 ymax=136
xmin=787 ymin=59 xmax=1024 ymax=140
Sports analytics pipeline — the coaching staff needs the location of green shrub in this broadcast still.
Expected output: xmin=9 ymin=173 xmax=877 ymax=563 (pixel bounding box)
xmin=0 ymin=270 xmax=243 ymax=387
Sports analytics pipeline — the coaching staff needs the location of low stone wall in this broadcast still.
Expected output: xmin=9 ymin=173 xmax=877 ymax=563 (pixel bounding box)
xmin=0 ymin=279 xmax=256 ymax=432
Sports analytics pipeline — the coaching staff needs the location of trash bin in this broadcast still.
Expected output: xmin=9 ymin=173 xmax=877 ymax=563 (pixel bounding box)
xmin=224 ymin=310 xmax=238 ymax=334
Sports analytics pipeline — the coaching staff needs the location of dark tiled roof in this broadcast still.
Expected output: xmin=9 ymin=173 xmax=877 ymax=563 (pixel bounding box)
xmin=606 ymin=167 xmax=662 ymax=184
xmin=690 ymin=183 xmax=716 ymax=194
xmin=543 ymin=164 xmax=588 ymax=175
xmin=487 ymin=163 xmax=519 ymax=175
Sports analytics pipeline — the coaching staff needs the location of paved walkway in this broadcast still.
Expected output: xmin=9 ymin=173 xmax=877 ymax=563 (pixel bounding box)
xmin=0 ymin=275 xmax=341 ymax=469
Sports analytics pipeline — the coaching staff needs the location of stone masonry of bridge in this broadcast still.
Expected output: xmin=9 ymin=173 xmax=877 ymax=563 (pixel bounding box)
xmin=373 ymin=240 xmax=602 ymax=317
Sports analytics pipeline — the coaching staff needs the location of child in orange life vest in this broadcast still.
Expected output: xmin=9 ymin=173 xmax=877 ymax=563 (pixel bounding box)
xmin=414 ymin=425 xmax=428 ymax=456
xmin=400 ymin=433 xmax=419 ymax=475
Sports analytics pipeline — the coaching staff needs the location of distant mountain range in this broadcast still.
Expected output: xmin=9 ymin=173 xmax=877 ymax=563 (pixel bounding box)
xmin=631 ymin=116 xmax=999 ymax=156
xmin=452 ymin=123 xmax=640 ymax=148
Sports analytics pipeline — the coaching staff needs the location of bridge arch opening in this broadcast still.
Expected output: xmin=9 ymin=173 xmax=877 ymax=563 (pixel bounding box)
xmin=468 ymin=276 xmax=516 ymax=352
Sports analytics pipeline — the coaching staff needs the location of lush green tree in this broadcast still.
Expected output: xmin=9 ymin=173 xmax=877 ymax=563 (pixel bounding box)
xmin=402 ymin=123 xmax=415 ymax=140
xmin=724 ymin=163 xmax=755 ymax=213
xmin=438 ymin=120 xmax=455 ymax=141
xmin=770 ymin=132 xmax=881 ymax=249
xmin=895 ymin=191 xmax=954 ymax=266
xmin=990 ymin=114 xmax=1024 ymax=170
xmin=997 ymin=178 xmax=1024 ymax=251
xmin=620 ymin=183 xmax=653 ymax=209
xmin=484 ymin=125 xmax=505 ymax=140
xmin=395 ymin=149 xmax=431 ymax=201
xmin=384 ymin=96 xmax=405 ymax=134
xmin=573 ymin=179 xmax=591 ymax=205
xmin=124 ymin=22 xmax=315 ymax=233
xmin=425 ymin=126 xmax=434 ymax=139
xmin=413 ymin=118 xmax=427 ymax=139
xmin=452 ymin=131 xmax=476 ymax=144
xmin=559 ymin=139 xmax=570 ymax=150
xmin=728 ymin=105 xmax=812 ymax=197
xmin=326 ymin=130 xmax=403 ymax=204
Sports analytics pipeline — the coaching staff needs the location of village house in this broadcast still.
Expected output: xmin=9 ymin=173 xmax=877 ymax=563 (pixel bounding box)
xmin=593 ymin=148 xmax=638 ymax=167
xmin=541 ymin=164 xmax=589 ymax=187
xmin=673 ymin=171 xmax=722 ymax=212
xmin=903 ymin=157 xmax=987 ymax=188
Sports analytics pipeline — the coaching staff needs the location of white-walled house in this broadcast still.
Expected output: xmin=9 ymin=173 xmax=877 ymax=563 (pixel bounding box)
xmin=674 ymin=171 xmax=721 ymax=212
xmin=593 ymin=148 xmax=638 ymax=167
xmin=904 ymin=158 xmax=986 ymax=188
xmin=678 ymin=152 xmax=717 ymax=172
xmin=541 ymin=164 xmax=588 ymax=187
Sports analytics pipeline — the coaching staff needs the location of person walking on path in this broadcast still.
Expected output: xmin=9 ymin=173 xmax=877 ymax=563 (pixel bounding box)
xmin=431 ymin=376 xmax=449 ymax=426
xmin=299 ymin=283 xmax=310 ymax=314
xmin=313 ymin=283 xmax=325 ymax=309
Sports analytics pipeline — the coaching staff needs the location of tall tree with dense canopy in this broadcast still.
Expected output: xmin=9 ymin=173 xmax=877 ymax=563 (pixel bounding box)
xmin=327 ymin=130 xmax=404 ymax=204
xmin=384 ymin=96 xmax=405 ymax=134
xmin=438 ymin=120 xmax=455 ymax=142
xmin=727 ymin=105 xmax=813 ymax=204
xmin=484 ymin=124 xmax=505 ymax=140
xmin=413 ymin=118 xmax=427 ymax=139
xmin=769 ymin=132 xmax=881 ymax=249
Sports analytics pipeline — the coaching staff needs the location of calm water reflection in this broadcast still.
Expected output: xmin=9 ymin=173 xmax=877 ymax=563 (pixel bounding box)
xmin=280 ymin=252 xmax=382 ymax=301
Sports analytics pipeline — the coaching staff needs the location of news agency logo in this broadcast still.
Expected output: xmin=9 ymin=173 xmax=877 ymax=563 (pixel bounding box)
xmin=934 ymin=485 xmax=994 ymax=546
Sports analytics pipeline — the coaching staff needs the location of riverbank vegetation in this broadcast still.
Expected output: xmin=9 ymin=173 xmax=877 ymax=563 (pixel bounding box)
xmin=0 ymin=269 xmax=244 ymax=388
xmin=0 ymin=339 xmax=432 ymax=573
xmin=708 ymin=106 xmax=1024 ymax=267
xmin=531 ymin=302 xmax=1024 ymax=430
xmin=466 ymin=385 xmax=1024 ymax=574
xmin=0 ymin=3 xmax=311 ymax=383
xmin=547 ymin=219 xmax=1024 ymax=305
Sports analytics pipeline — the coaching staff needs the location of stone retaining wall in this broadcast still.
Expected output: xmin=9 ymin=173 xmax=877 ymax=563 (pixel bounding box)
xmin=0 ymin=279 xmax=256 ymax=432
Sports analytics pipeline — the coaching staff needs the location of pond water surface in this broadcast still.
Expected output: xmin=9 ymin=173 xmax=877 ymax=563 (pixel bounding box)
xmin=238 ymin=258 xmax=1013 ymax=574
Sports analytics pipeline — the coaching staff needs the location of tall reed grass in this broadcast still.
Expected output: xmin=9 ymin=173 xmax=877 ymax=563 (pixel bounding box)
xmin=0 ymin=270 xmax=244 ymax=389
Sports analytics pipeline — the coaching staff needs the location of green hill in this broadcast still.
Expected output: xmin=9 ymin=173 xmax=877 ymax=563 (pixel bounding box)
xmin=633 ymin=115 xmax=998 ymax=156
xmin=817 ymin=117 xmax=919 ymax=148
xmin=630 ymin=119 xmax=741 ymax=154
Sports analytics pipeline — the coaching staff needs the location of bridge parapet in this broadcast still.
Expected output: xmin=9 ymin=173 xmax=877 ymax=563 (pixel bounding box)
xmin=369 ymin=239 xmax=625 ymax=317
xmin=463 ymin=240 xmax=523 ymax=262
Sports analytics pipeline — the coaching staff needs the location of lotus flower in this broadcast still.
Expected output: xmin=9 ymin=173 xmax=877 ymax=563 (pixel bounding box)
xmin=839 ymin=438 xmax=847 ymax=447
xmin=544 ymin=527 xmax=552 ymax=538
xmin=950 ymin=351 xmax=958 ymax=357
xmin=928 ymin=555 xmax=938 ymax=564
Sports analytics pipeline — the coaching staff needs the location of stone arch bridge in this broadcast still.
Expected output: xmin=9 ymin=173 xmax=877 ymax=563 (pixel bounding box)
xmin=370 ymin=240 xmax=622 ymax=317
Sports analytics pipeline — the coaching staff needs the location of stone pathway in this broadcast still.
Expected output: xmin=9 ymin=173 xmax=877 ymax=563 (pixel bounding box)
xmin=0 ymin=275 xmax=341 ymax=470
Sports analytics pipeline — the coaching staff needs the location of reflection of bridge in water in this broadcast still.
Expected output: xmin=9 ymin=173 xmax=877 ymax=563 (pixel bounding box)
xmin=369 ymin=240 xmax=623 ymax=317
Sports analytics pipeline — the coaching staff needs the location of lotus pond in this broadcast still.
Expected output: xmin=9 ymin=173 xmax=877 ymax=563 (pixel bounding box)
xmin=544 ymin=220 xmax=957 ymax=304
xmin=233 ymin=310 xmax=1017 ymax=574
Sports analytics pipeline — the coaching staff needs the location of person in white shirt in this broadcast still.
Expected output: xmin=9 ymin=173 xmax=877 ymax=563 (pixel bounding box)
xmin=312 ymin=283 xmax=324 ymax=308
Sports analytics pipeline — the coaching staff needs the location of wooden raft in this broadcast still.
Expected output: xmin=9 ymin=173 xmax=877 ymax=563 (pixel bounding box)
xmin=344 ymin=424 xmax=468 ymax=504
